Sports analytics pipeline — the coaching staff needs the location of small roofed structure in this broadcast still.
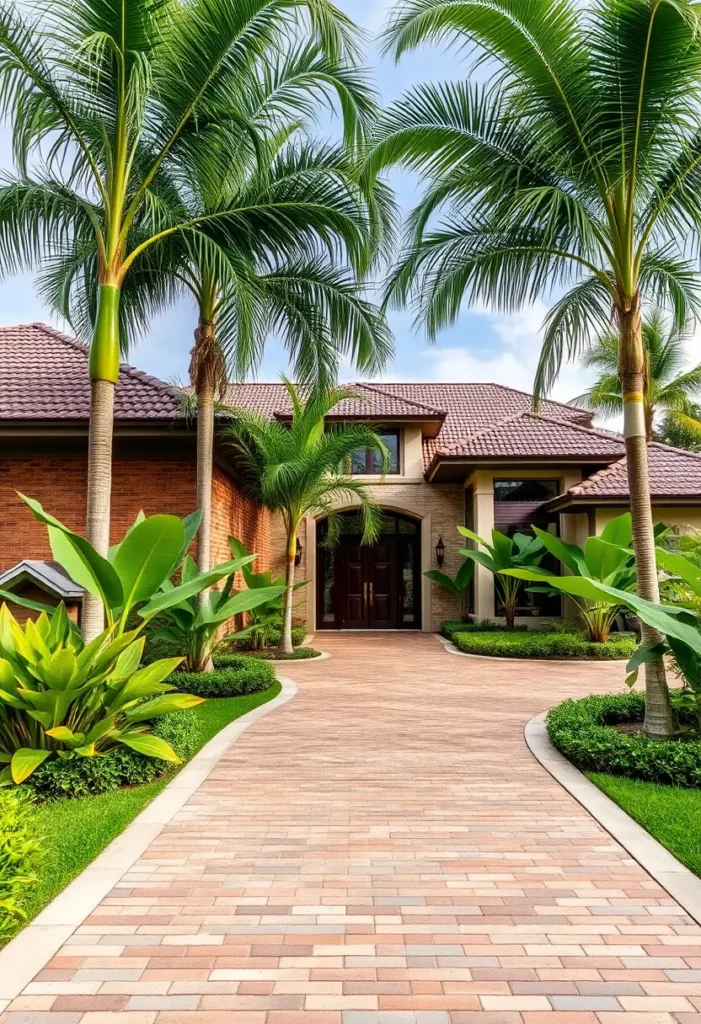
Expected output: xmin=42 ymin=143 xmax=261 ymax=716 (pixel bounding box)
xmin=0 ymin=560 xmax=84 ymax=623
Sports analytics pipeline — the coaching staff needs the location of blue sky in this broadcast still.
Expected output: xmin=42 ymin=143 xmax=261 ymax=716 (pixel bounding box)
xmin=0 ymin=0 xmax=596 ymax=406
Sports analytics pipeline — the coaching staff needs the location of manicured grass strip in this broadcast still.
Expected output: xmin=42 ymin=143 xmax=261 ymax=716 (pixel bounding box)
xmin=11 ymin=683 xmax=281 ymax=941
xmin=588 ymin=771 xmax=701 ymax=878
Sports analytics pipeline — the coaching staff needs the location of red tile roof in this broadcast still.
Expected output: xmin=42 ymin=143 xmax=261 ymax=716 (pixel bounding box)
xmin=0 ymin=323 xmax=182 ymax=421
xmin=223 ymin=382 xmax=447 ymax=420
xmin=563 ymin=443 xmax=701 ymax=500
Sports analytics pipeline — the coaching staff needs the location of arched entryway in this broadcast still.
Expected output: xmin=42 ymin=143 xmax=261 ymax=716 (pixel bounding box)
xmin=316 ymin=510 xmax=422 ymax=630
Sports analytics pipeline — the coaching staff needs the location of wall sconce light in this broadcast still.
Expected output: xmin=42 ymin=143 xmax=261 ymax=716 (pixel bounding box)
xmin=295 ymin=537 xmax=303 ymax=566
xmin=435 ymin=536 xmax=445 ymax=567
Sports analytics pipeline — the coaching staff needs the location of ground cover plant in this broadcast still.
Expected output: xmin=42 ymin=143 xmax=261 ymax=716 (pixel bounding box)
xmin=238 ymin=646 xmax=323 ymax=661
xmin=452 ymin=630 xmax=636 ymax=661
xmin=0 ymin=682 xmax=280 ymax=945
xmin=0 ymin=789 xmax=42 ymax=939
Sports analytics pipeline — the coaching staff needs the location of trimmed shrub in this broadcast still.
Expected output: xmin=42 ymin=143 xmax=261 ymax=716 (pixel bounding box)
xmin=0 ymin=789 xmax=43 ymax=938
xmin=27 ymin=711 xmax=201 ymax=802
xmin=441 ymin=619 xmax=527 ymax=639
xmin=451 ymin=630 xmax=636 ymax=660
xmin=176 ymin=661 xmax=275 ymax=697
xmin=240 ymin=646 xmax=322 ymax=661
xmin=230 ymin=623 xmax=307 ymax=651
xmin=547 ymin=691 xmax=701 ymax=787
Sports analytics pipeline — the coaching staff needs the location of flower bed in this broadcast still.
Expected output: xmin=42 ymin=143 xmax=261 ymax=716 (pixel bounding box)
xmin=548 ymin=691 xmax=701 ymax=787
xmin=449 ymin=629 xmax=636 ymax=660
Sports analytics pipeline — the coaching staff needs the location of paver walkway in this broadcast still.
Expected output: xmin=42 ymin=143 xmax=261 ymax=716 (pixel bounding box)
xmin=4 ymin=633 xmax=701 ymax=1024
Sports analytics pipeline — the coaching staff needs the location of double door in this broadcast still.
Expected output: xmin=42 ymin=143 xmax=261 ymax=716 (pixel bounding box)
xmin=338 ymin=539 xmax=397 ymax=629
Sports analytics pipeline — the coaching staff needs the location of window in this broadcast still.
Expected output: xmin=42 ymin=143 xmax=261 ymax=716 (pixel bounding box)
xmin=350 ymin=430 xmax=400 ymax=474
xmin=493 ymin=479 xmax=561 ymax=618
xmin=493 ymin=479 xmax=559 ymax=502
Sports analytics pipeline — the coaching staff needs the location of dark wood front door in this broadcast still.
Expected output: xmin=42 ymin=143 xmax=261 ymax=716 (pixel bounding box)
xmin=336 ymin=540 xmax=399 ymax=629
xmin=317 ymin=511 xmax=421 ymax=630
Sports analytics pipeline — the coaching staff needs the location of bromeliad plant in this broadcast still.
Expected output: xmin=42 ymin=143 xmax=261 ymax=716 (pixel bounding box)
xmin=0 ymin=602 xmax=201 ymax=786
xmin=424 ymin=559 xmax=474 ymax=622
xmin=457 ymin=526 xmax=545 ymax=629
xmin=147 ymin=553 xmax=285 ymax=672
xmin=513 ymin=513 xmax=638 ymax=643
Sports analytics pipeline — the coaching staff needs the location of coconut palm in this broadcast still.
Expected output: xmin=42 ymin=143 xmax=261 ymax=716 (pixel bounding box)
xmin=226 ymin=379 xmax=389 ymax=654
xmin=370 ymin=0 xmax=701 ymax=737
xmin=39 ymin=43 xmax=394 ymax=591
xmin=571 ymin=312 xmax=701 ymax=442
xmin=0 ymin=0 xmax=366 ymax=639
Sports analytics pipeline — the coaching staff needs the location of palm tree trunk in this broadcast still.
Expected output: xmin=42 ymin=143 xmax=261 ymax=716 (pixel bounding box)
xmin=619 ymin=299 xmax=674 ymax=739
xmin=83 ymin=284 xmax=121 ymax=642
xmin=196 ymin=379 xmax=214 ymax=578
xmin=279 ymin=528 xmax=296 ymax=656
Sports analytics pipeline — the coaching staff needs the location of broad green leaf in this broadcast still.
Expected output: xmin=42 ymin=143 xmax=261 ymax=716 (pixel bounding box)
xmin=656 ymin=548 xmax=701 ymax=595
xmin=11 ymin=747 xmax=50 ymax=783
xmin=172 ymin=510 xmax=203 ymax=573
xmin=109 ymin=639 xmax=145 ymax=683
xmin=0 ymin=588 xmax=59 ymax=615
xmin=138 ymin=557 xmax=256 ymax=619
xmin=50 ymin=526 xmax=123 ymax=611
xmin=213 ymin=586 xmax=287 ymax=624
xmin=459 ymin=548 xmax=500 ymax=574
xmin=0 ymin=658 xmax=16 ymax=691
xmin=119 ymin=733 xmax=181 ymax=763
xmin=531 ymin=526 xmax=588 ymax=575
xmin=600 ymin=512 xmax=633 ymax=548
xmin=106 ymin=658 xmax=183 ymax=709
xmin=457 ymin=525 xmax=489 ymax=547
xmin=584 ymin=537 xmax=629 ymax=582
xmin=455 ymin=559 xmax=474 ymax=590
xmin=85 ymin=716 xmax=117 ymax=744
xmin=39 ymin=649 xmax=78 ymax=690
xmin=112 ymin=515 xmax=185 ymax=613
xmin=423 ymin=570 xmax=457 ymax=592
xmin=490 ymin=529 xmax=513 ymax=568
xmin=125 ymin=693 xmax=204 ymax=722
xmin=45 ymin=725 xmax=79 ymax=743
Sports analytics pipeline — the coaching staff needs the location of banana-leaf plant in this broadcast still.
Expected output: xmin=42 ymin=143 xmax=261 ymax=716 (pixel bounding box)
xmin=228 ymin=537 xmax=307 ymax=650
xmin=512 ymin=513 xmax=638 ymax=643
xmin=424 ymin=559 xmax=474 ymax=622
xmin=457 ymin=526 xmax=545 ymax=629
xmin=0 ymin=602 xmax=202 ymax=786
xmin=147 ymin=553 xmax=285 ymax=672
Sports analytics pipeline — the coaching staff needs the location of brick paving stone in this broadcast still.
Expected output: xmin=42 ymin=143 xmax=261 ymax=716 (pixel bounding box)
xmin=3 ymin=634 xmax=701 ymax=1024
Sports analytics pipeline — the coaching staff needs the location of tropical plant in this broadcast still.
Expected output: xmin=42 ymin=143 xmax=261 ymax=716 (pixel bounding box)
xmin=0 ymin=0 xmax=370 ymax=639
xmin=371 ymin=0 xmax=701 ymax=737
xmin=0 ymin=789 xmax=42 ymax=937
xmin=656 ymin=406 xmax=701 ymax=452
xmin=424 ymin=559 xmax=474 ymax=621
xmin=228 ymin=537 xmax=306 ymax=650
xmin=147 ymin=554 xmax=285 ymax=672
xmin=0 ymin=602 xmax=202 ymax=786
xmin=457 ymin=527 xmax=545 ymax=629
xmin=226 ymin=378 xmax=389 ymax=653
xmin=515 ymin=513 xmax=638 ymax=643
xmin=570 ymin=313 xmax=701 ymax=442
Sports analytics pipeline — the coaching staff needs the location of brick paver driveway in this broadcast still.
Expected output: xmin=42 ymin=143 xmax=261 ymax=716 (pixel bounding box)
xmin=5 ymin=632 xmax=701 ymax=1024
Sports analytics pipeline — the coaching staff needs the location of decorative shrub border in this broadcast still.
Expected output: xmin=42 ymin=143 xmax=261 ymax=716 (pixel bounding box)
xmin=174 ymin=659 xmax=275 ymax=697
xmin=450 ymin=630 xmax=636 ymax=661
xmin=547 ymin=691 xmax=701 ymax=787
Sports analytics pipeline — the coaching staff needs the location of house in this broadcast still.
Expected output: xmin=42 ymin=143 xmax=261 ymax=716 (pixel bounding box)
xmin=2 ymin=322 xmax=701 ymax=631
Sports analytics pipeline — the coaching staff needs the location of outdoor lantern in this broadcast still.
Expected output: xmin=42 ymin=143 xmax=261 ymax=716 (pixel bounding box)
xmin=295 ymin=537 xmax=303 ymax=566
xmin=435 ymin=537 xmax=445 ymax=567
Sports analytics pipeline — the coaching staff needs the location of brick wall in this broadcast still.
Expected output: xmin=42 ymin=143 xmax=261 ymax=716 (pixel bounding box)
xmin=210 ymin=466 xmax=271 ymax=570
xmin=0 ymin=455 xmax=269 ymax=575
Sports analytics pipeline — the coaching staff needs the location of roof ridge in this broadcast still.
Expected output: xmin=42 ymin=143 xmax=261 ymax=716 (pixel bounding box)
xmin=25 ymin=322 xmax=182 ymax=402
xmin=440 ymin=410 xmax=527 ymax=451
xmin=357 ymin=381 xmax=446 ymax=416
xmin=372 ymin=380 xmax=591 ymax=420
xmin=521 ymin=410 xmax=625 ymax=444
xmin=648 ymin=439 xmax=701 ymax=463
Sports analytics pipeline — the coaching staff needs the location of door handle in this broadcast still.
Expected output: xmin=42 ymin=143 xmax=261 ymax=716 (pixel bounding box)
xmin=363 ymin=582 xmax=368 ymax=605
xmin=369 ymin=581 xmax=373 ymax=605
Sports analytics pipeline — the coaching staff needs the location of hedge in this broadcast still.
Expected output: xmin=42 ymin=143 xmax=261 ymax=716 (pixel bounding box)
xmin=547 ymin=691 xmax=701 ymax=787
xmin=27 ymin=711 xmax=201 ymax=801
xmin=177 ymin=659 xmax=275 ymax=697
xmin=237 ymin=646 xmax=322 ymax=661
xmin=441 ymin=619 xmax=527 ymax=639
xmin=450 ymin=629 xmax=636 ymax=660
xmin=0 ymin=789 xmax=43 ymax=939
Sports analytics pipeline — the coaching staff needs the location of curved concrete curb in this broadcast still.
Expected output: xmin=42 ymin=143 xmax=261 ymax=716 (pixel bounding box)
xmin=0 ymin=677 xmax=298 ymax=1005
xmin=435 ymin=632 xmax=630 ymax=665
xmin=525 ymin=710 xmax=701 ymax=927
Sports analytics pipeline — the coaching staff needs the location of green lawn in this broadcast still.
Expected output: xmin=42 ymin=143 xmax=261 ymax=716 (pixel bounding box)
xmin=11 ymin=683 xmax=281 ymax=941
xmin=588 ymin=771 xmax=701 ymax=877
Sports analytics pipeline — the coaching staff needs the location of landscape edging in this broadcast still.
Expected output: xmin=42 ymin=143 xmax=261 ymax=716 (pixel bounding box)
xmin=525 ymin=710 xmax=701 ymax=927
xmin=0 ymin=677 xmax=298 ymax=1007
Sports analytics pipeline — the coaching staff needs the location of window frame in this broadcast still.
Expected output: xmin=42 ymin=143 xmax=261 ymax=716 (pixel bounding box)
xmin=350 ymin=428 xmax=401 ymax=475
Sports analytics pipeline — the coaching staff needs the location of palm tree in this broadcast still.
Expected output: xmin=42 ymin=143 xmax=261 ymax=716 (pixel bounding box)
xmin=571 ymin=312 xmax=701 ymax=441
xmin=40 ymin=44 xmax=393 ymax=591
xmin=370 ymin=0 xmax=701 ymax=738
xmin=0 ymin=0 xmax=365 ymax=639
xmin=226 ymin=379 xmax=389 ymax=654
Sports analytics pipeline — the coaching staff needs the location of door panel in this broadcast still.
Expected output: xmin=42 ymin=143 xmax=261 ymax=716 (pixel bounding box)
xmin=340 ymin=543 xmax=367 ymax=628
xmin=369 ymin=541 xmax=396 ymax=628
